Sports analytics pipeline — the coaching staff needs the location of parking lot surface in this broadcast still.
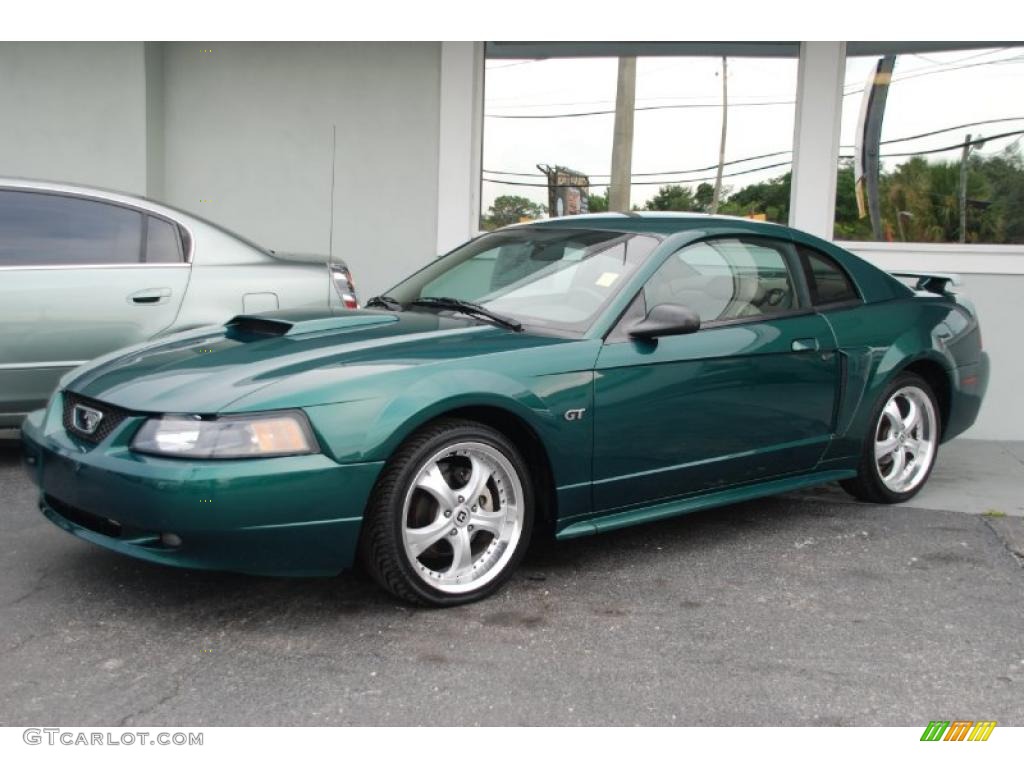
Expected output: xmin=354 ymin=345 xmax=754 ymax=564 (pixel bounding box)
xmin=1 ymin=440 xmax=1022 ymax=726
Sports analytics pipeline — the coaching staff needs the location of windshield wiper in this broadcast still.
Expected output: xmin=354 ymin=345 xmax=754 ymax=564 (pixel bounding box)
xmin=365 ymin=295 xmax=403 ymax=310
xmin=410 ymin=297 xmax=523 ymax=332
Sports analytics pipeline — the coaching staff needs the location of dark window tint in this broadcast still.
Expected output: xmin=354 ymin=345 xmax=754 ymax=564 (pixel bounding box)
xmin=144 ymin=215 xmax=184 ymax=263
xmin=799 ymin=246 xmax=859 ymax=306
xmin=0 ymin=190 xmax=143 ymax=267
xmin=644 ymin=237 xmax=799 ymax=324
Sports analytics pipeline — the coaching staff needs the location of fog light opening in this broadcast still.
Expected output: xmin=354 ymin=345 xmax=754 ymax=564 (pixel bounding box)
xmin=160 ymin=532 xmax=183 ymax=548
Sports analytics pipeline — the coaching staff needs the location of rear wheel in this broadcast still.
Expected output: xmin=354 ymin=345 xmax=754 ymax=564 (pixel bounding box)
xmin=359 ymin=418 xmax=533 ymax=606
xmin=841 ymin=372 xmax=941 ymax=504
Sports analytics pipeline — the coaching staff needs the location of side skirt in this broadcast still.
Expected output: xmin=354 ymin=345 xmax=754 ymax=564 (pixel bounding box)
xmin=556 ymin=469 xmax=857 ymax=540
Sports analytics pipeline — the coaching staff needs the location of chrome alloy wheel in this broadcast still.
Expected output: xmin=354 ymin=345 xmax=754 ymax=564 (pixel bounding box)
xmin=874 ymin=385 xmax=938 ymax=494
xmin=401 ymin=441 xmax=524 ymax=594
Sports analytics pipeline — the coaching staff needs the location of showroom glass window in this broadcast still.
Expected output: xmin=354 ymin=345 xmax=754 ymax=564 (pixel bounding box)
xmin=0 ymin=190 xmax=184 ymax=267
xmin=480 ymin=48 xmax=799 ymax=229
xmin=835 ymin=46 xmax=1024 ymax=245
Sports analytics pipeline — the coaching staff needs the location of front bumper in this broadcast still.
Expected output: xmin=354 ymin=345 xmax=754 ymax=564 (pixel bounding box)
xmin=21 ymin=399 xmax=384 ymax=577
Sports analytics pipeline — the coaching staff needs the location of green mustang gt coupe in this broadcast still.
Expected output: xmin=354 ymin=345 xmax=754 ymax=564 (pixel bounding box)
xmin=21 ymin=213 xmax=989 ymax=605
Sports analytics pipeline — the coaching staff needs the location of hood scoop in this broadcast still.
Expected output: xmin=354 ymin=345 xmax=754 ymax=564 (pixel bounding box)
xmin=226 ymin=312 xmax=398 ymax=340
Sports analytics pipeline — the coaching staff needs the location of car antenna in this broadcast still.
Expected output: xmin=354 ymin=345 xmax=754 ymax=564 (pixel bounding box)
xmin=326 ymin=124 xmax=339 ymax=308
xmin=328 ymin=123 xmax=337 ymax=268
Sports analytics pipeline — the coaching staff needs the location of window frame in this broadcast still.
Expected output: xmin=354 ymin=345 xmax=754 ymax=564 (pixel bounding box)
xmin=0 ymin=187 xmax=192 ymax=270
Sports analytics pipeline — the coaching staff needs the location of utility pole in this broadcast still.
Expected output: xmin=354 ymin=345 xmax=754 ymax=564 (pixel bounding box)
xmin=959 ymin=133 xmax=971 ymax=243
xmin=711 ymin=56 xmax=728 ymax=214
xmin=608 ymin=56 xmax=636 ymax=213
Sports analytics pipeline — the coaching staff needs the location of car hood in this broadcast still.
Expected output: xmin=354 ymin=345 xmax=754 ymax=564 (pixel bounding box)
xmin=65 ymin=308 xmax=576 ymax=414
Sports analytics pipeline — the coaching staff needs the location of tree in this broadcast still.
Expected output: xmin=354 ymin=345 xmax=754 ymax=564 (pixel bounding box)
xmin=644 ymin=184 xmax=698 ymax=211
xmin=694 ymin=182 xmax=717 ymax=212
xmin=719 ymin=172 xmax=790 ymax=222
xmin=484 ymin=195 xmax=545 ymax=229
xmin=587 ymin=190 xmax=608 ymax=213
xmin=834 ymin=162 xmax=873 ymax=240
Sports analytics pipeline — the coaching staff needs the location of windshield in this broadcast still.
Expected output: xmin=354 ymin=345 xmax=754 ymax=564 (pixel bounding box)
xmin=383 ymin=227 xmax=660 ymax=333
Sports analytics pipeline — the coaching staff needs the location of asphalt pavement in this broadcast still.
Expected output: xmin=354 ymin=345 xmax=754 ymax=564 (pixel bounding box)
xmin=1 ymin=439 xmax=1021 ymax=726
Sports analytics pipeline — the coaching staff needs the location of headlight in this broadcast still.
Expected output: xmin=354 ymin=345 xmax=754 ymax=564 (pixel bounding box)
xmin=131 ymin=411 xmax=319 ymax=459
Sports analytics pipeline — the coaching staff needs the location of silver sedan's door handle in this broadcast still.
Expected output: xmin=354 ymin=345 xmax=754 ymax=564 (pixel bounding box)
xmin=791 ymin=337 xmax=820 ymax=353
xmin=130 ymin=287 xmax=172 ymax=305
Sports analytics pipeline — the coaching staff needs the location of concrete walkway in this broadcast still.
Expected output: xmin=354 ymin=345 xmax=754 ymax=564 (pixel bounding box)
xmin=789 ymin=440 xmax=1024 ymax=517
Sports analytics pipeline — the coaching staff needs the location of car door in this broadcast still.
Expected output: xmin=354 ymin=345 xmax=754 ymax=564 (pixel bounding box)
xmin=591 ymin=235 xmax=840 ymax=513
xmin=0 ymin=189 xmax=190 ymax=422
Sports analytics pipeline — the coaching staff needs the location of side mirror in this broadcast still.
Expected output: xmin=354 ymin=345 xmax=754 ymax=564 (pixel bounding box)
xmin=628 ymin=303 xmax=701 ymax=339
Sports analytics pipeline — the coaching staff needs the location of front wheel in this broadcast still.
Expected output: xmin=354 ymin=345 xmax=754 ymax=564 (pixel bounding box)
xmin=359 ymin=418 xmax=534 ymax=606
xmin=841 ymin=372 xmax=941 ymax=504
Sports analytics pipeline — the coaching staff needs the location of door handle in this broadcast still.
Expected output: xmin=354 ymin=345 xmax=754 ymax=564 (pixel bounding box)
xmin=129 ymin=287 xmax=172 ymax=305
xmin=791 ymin=337 xmax=820 ymax=353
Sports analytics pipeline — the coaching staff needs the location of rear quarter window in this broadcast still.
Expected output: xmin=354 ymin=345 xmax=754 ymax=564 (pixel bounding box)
xmin=144 ymin=215 xmax=185 ymax=263
xmin=797 ymin=246 xmax=860 ymax=306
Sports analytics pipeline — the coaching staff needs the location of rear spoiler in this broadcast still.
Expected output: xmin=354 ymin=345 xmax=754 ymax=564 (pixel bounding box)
xmin=890 ymin=272 xmax=962 ymax=295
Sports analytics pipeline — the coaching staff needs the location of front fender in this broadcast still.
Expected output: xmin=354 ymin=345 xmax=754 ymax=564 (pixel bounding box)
xmin=303 ymin=344 xmax=601 ymax=496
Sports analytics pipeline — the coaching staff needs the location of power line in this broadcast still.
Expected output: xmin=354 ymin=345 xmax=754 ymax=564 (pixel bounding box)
xmin=483 ymin=115 xmax=1024 ymax=180
xmin=486 ymin=99 xmax=794 ymax=119
xmin=874 ymin=128 xmax=1024 ymax=158
xmin=484 ymin=130 xmax=1024 ymax=190
xmin=485 ymin=52 xmax=1024 ymax=119
xmin=484 ymin=160 xmax=794 ymax=188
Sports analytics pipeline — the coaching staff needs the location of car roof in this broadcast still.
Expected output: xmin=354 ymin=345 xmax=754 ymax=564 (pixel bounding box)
xmin=502 ymin=211 xmax=912 ymax=304
xmin=515 ymin=211 xmax=791 ymax=237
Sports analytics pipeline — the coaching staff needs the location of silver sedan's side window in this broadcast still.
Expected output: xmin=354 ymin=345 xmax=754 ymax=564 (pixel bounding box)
xmin=0 ymin=190 xmax=184 ymax=267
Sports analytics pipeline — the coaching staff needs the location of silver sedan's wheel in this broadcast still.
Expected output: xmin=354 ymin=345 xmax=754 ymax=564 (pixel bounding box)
xmin=873 ymin=384 xmax=938 ymax=494
xmin=402 ymin=441 xmax=525 ymax=594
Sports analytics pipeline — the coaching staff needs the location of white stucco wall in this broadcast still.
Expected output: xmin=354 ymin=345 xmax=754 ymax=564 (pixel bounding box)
xmin=0 ymin=42 xmax=148 ymax=194
xmin=158 ymin=42 xmax=442 ymax=296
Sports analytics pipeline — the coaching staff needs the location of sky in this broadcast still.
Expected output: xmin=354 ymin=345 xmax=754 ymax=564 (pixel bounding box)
xmin=481 ymin=46 xmax=1024 ymax=214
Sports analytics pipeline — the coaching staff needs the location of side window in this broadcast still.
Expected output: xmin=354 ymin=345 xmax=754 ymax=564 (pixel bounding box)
xmin=0 ymin=190 xmax=143 ymax=267
xmin=643 ymin=237 xmax=799 ymax=324
xmin=798 ymin=246 xmax=860 ymax=306
xmin=144 ymin=215 xmax=185 ymax=263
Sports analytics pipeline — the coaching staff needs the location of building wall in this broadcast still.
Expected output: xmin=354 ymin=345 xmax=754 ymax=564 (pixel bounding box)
xmin=159 ymin=42 xmax=441 ymax=295
xmin=0 ymin=42 xmax=148 ymax=194
xmin=0 ymin=41 xmax=444 ymax=297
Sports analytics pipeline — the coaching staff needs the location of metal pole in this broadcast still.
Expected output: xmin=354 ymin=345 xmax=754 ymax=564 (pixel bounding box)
xmin=711 ymin=56 xmax=728 ymax=214
xmin=609 ymin=57 xmax=636 ymax=213
xmin=959 ymin=133 xmax=971 ymax=243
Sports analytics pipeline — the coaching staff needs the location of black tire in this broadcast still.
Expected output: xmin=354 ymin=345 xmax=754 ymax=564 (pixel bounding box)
xmin=358 ymin=418 xmax=534 ymax=607
xmin=840 ymin=372 xmax=941 ymax=504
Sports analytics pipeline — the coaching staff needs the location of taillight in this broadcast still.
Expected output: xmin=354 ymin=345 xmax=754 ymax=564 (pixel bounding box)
xmin=329 ymin=265 xmax=359 ymax=309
